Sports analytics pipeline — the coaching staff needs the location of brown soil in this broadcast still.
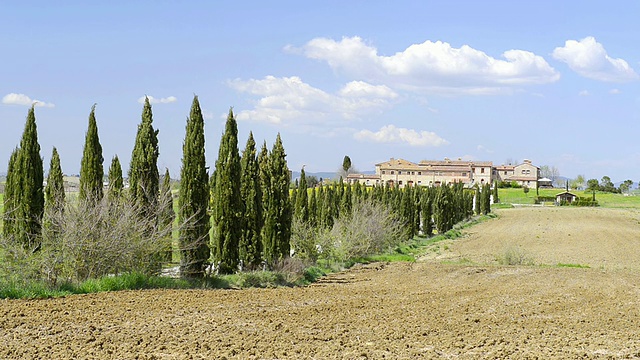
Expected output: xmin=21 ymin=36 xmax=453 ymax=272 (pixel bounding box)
xmin=2 ymin=207 xmax=640 ymax=359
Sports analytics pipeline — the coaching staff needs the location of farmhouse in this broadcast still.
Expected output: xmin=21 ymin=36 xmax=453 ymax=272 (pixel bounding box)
xmin=346 ymin=158 xmax=540 ymax=188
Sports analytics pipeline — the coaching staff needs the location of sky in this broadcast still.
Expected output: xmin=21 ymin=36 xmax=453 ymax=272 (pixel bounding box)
xmin=2 ymin=1 xmax=640 ymax=183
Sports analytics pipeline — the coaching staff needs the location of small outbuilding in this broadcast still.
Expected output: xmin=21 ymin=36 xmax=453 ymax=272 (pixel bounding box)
xmin=538 ymin=177 xmax=553 ymax=188
xmin=556 ymin=191 xmax=577 ymax=205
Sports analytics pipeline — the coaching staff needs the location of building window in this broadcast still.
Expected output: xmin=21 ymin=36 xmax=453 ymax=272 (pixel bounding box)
xmin=391 ymin=171 xmax=394 ymax=174
xmin=504 ymin=171 xmax=507 ymax=175
xmin=382 ymin=170 xmax=386 ymax=174
xmin=418 ymin=171 xmax=422 ymax=175
xmin=418 ymin=181 xmax=422 ymax=184
xmin=399 ymin=181 xmax=403 ymax=185
xmin=398 ymin=171 xmax=402 ymax=175
xmin=481 ymin=168 xmax=485 ymax=174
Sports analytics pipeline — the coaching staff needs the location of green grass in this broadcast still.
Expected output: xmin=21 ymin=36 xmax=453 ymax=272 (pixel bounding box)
xmin=496 ymin=188 xmax=640 ymax=208
xmin=556 ymin=263 xmax=590 ymax=269
xmin=0 ymin=272 xmax=193 ymax=299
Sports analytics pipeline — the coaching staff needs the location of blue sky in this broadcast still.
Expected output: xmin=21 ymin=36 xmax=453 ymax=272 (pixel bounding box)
xmin=2 ymin=1 xmax=640 ymax=182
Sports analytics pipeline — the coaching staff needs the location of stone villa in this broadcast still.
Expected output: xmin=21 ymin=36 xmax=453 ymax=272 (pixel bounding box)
xmin=346 ymin=158 xmax=540 ymax=189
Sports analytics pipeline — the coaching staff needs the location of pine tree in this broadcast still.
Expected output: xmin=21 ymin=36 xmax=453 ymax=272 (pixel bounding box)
xmin=43 ymin=147 xmax=65 ymax=243
xmin=178 ymin=96 xmax=210 ymax=278
xmin=211 ymin=108 xmax=243 ymax=274
xmin=263 ymin=133 xmax=292 ymax=264
xmin=128 ymin=97 xmax=160 ymax=218
xmin=295 ymin=167 xmax=309 ymax=223
xmin=159 ymin=168 xmax=175 ymax=262
xmin=3 ymin=148 xmax=20 ymax=239
xmin=239 ymin=132 xmax=263 ymax=269
xmin=7 ymin=106 xmax=45 ymax=248
xmin=107 ymin=155 xmax=124 ymax=203
xmin=79 ymin=104 xmax=104 ymax=202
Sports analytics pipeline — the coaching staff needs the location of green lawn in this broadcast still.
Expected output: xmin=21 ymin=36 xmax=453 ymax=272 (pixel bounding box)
xmin=496 ymin=187 xmax=640 ymax=209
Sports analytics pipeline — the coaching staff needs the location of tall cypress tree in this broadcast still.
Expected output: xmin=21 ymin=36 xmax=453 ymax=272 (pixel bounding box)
xmin=295 ymin=167 xmax=309 ymax=223
xmin=44 ymin=147 xmax=65 ymax=212
xmin=159 ymin=168 xmax=175 ymax=262
xmin=107 ymin=155 xmax=124 ymax=203
xmin=492 ymin=181 xmax=499 ymax=204
xmin=263 ymin=133 xmax=292 ymax=264
xmin=211 ymin=108 xmax=242 ymax=274
xmin=239 ymin=132 xmax=263 ymax=269
xmin=3 ymin=148 xmax=20 ymax=239
xmin=421 ymin=187 xmax=434 ymax=237
xmin=308 ymin=187 xmax=318 ymax=228
xmin=79 ymin=104 xmax=104 ymax=202
xmin=8 ymin=106 xmax=45 ymax=248
xmin=178 ymin=96 xmax=210 ymax=278
xmin=128 ymin=97 xmax=159 ymax=217
xmin=43 ymin=147 xmax=65 ymax=245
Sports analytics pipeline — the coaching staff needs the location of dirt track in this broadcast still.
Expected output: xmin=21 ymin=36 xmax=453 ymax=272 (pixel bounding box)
xmin=2 ymin=207 xmax=640 ymax=359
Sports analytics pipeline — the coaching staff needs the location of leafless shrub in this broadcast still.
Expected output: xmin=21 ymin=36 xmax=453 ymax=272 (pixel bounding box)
xmin=291 ymin=200 xmax=405 ymax=264
xmin=39 ymin=197 xmax=172 ymax=283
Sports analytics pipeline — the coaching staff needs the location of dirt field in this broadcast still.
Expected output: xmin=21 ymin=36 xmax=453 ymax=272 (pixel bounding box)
xmin=2 ymin=207 xmax=640 ymax=359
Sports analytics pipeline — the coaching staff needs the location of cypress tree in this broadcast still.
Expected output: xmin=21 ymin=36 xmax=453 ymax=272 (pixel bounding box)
xmin=3 ymin=148 xmax=20 ymax=239
xmin=128 ymin=97 xmax=160 ymax=217
xmin=239 ymin=132 xmax=263 ymax=269
xmin=399 ymin=187 xmax=414 ymax=239
xmin=492 ymin=181 xmax=499 ymax=203
xmin=178 ymin=96 xmax=210 ymax=278
xmin=320 ymin=185 xmax=334 ymax=228
xmin=43 ymin=147 xmax=65 ymax=242
xmin=107 ymin=155 xmax=124 ymax=203
xmin=308 ymin=186 xmax=318 ymax=227
xmin=474 ymin=185 xmax=481 ymax=215
xmin=9 ymin=106 xmax=45 ymax=248
xmin=258 ymin=141 xmax=270 ymax=213
xmin=483 ymin=183 xmax=491 ymax=215
xmin=434 ymin=185 xmax=454 ymax=233
xmin=263 ymin=133 xmax=292 ymax=264
xmin=340 ymin=181 xmax=352 ymax=216
xmin=295 ymin=167 xmax=309 ymax=223
xmin=421 ymin=187 xmax=434 ymax=237
xmin=211 ymin=108 xmax=243 ymax=274
xmin=79 ymin=104 xmax=104 ymax=202
xmin=159 ymin=168 xmax=175 ymax=262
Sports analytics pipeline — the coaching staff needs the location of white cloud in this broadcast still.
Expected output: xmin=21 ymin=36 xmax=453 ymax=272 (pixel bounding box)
xmin=2 ymin=93 xmax=54 ymax=108
xmin=477 ymin=145 xmax=494 ymax=153
xmin=578 ymin=90 xmax=590 ymax=96
xmin=354 ymin=125 xmax=448 ymax=147
xmin=609 ymin=88 xmax=621 ymax=94
xmin=228 ymin=76 xmax=398 ymax=125
xmin=138 ymin=95 xmax=177 ymax=104
xmin=552 ymin=37 xmax=638 ymax=82
xmin=292 ymin=36 xmax=560 ymax=94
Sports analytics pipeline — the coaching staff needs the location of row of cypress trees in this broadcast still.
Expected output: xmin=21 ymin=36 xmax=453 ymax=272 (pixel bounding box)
xmin=289 ymin=172 xmax=492 ymax=255
xmin=3 ymin=96 xmax=492 ymax=279
xmin=3 ymin=96 xmax=292 ymax=279
xmin=208 ymin=109 xmax=292 ymax=275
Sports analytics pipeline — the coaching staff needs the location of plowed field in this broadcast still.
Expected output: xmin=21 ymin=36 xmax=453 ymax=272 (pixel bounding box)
xmin=2 ymin=207 xmax=640 ymax=359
